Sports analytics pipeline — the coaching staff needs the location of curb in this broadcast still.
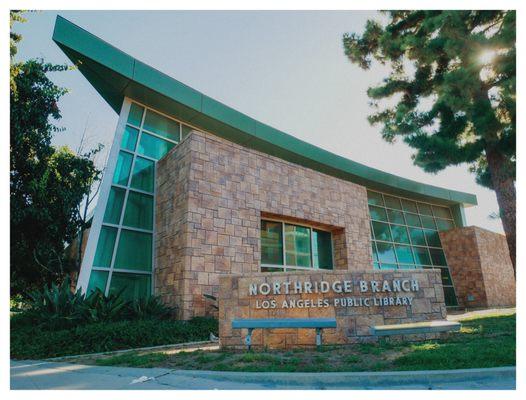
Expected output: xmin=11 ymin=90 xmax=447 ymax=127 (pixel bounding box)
xmin=169 ymin=366 xmax=516 ymax=388
xmin=42 ymin=340 xmax=218 ymax=362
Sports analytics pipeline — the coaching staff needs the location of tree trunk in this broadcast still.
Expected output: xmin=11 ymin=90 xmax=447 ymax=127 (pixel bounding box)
xmin=486 ymin=147 xmax=516 ymax=274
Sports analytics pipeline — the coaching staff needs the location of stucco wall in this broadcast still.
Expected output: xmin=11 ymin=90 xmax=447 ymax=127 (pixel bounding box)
xmin=155 ymin=130 xmax=372 ymax=319
xmin=440 ymin=226 xmax=515 ymax=308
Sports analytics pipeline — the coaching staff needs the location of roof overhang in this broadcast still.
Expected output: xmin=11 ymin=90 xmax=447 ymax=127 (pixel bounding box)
xmin=52 ymin=15 xmax=477 ymax=207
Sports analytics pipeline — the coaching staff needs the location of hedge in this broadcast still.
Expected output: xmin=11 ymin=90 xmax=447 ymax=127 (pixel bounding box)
xmin=11 ymin=317 xmax=218 ymax=360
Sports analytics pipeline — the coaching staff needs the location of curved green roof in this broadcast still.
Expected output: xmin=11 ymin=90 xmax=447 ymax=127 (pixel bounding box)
xmin=52 ymin=15 xmax=476 ymax=206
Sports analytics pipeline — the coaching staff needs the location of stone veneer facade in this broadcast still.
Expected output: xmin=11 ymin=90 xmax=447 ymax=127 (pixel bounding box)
xmin=440 ymin=226 xmax=515 ymax=308
xmin=155 ymin=130 xmax=372 ymax=319
xmin=219 ymin=270 xmax=447 ymax=349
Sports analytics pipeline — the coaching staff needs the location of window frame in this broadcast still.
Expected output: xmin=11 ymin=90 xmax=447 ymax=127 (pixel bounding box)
xmin=260 ymin=218 xmax=334 ymax=272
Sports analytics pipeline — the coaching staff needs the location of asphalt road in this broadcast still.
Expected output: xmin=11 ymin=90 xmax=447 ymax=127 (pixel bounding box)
xmin=10 ymin=360 xmax=516 ymax=390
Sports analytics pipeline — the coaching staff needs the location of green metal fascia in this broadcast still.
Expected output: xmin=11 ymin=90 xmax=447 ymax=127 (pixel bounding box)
xmin=52 ymin=15 xmax=477 ymax=207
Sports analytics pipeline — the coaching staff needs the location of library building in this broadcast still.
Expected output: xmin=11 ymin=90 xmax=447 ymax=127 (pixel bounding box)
xmin=54 ymin=16 xmax=515 ymax=348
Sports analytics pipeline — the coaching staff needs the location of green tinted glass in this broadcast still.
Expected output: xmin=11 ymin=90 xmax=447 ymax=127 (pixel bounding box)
xmin=138 ymin=132 xmax=176 ymax=160
xmin=103 ymin=187 xmax=125 ymax=224
xmin=443 ymin=286 xmax=458 ymax=306
xmin=121 ymin=125 xmax=139 ymax=151
xmin=405 ymin=213 xmax=421 ymax=227
xmin=409 ymin=227 xmax=426 ymax=246
xmin=369 ymin=205 xmax=387 ymax=221
xmin=261 ymin=220 xmax=283 ymax=265
xmin=109 ymin=272 xmax=151 ymax=301
xmin=284 ymin=224 xmax=311 ymax=267
xmin=401 ymin=199 xmax=418 ymax=213
xmin=367 ymin=191 xmax=384 ymax=206
xmin=413 ymin=247 xmax=431 ymax=265
xmin=113 ymin=151 xmax=133 ymax=186
xmin=143 ymin=109 xmax=180 ymax=141
xmin=372 ymin=243 xmax=378 ymax=262
xmin=312 ymin=229 xmax=333 ymax=269
xmin=433 ymin=205 xmax=452 ymax=219
xmin=398 ymin=264 xmax=416 ymax=269
xmin=372 ymin=221 xmax=392 ymax=242
xmin=114 ymin=230 xmax=152 ymax=271
xmin=384 ymin=195 xmax=402 ymax=210
xmin=387 ymin=209 xmax=405 ymax=224
xmin=395 ymin=245 xmax=415 ymax=264
xmin=373 ymin=262 xmax=380 ymax=269
xmin=439 ymin=267 xmax=453 ymax=285
xmin=127 ymin=103 xmax=144 ymax=126
xmin=375 ymin=242 xmax=397 ymax=264
xmin=424 ymin=229 xmax=441 ymax=247
xmin=417 ymin=203 xmax=433 ymax=216
xmin=123 ymin=191 xmax=153 ymax=230
xmin=379 ymin=263 xmax=398 ymax=270
xmin=87 ymin=270 xmax=109 ymax=294
xmin=182 ymin=125 xmax=193 ymax=139
xmin=436 ymin=219 xmax=455 ymax=231
xmin=130 ymin=157 xmax=155 ymax=193
xmin=429 ymin=248 xmax=447 ymax=266
xmin=390 ymin=224 xmax=411 ymax=244
xmin=421 ymin=215 xmax=437 ymax=230
xmin=93 ymin=226 xmax=117 ymax=268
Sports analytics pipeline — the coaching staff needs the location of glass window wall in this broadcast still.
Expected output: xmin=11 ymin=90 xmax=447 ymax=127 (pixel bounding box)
xmin=368 ymin=190 xmax=458 ymax=306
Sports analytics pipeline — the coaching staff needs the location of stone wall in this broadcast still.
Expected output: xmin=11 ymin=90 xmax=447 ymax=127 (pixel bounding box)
xmin=155 ymin=130 xmax=372 ymax=319
xmin=155 ymin=136 xmax=193 ymax=318
xmin=440 ymin=226 xmax=515 ymax=308
xmin=219 ymin=270 xmax=446 ymax=349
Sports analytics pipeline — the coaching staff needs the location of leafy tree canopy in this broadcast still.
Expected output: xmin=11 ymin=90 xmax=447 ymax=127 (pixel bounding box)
xmin=10 ymin=11 xmax=102 ymax=293
xmin=343 ymin=10 xmax=515 ymax=188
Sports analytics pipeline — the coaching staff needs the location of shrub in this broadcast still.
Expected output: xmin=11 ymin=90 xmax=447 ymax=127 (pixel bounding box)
xmin=11 ymin=278 xmax=175 ymax=329
xmin=11 ymin=317 xmax=219 ymax=359
xmin=126 ymin=295 xmax=174 ymax=320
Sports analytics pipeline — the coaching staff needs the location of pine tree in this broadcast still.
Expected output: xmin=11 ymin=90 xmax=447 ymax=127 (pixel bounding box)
xmin=343 ymin=11 xmax=516 ymax=272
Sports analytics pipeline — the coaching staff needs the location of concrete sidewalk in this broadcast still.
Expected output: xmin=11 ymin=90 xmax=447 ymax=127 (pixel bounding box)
xmin=10 ymin=360 xmax=516 ymax=390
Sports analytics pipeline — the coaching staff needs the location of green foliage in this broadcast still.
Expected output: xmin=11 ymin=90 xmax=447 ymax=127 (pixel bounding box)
xmin=82 ymin=288 xmax=129 ymax=324
xmin=342 ymin=11 xmax=515 ymax=187
xmin=11 ymin=317 xmax=219 ymax=359
xmin=95 ymin=352 xmax=169 ymax=367
xmin=10 ymin=12 xmax=102 ymax=293
xmin=87 ymin=313 xmax=514 ymax=372
xmin=12 ymin=279 xmax=176 ymax=330
xmin=127 ymin=295 xmax=174 ymax=320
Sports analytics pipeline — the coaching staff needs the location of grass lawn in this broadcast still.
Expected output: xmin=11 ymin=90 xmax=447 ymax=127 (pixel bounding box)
xmin=79 ymin=313 xmax=515 ymax=372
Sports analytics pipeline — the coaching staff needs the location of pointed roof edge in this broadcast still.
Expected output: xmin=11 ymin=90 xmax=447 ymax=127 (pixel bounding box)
xmin=52 ymin=15 xmax=477 ymax=207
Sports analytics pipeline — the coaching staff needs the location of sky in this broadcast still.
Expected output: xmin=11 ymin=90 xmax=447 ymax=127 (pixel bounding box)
xmin=13 ymin=10 xmax=504 ymax=233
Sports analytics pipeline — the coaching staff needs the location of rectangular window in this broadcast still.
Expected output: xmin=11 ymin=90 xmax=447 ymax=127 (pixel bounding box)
xmin=103 ymin=186 xmax=125 ymax=225
xmin=121 ymin=125 xmax=139 ymax=151
xmin=93 ymin=226 xmax=117 ymax=268
xmin=122 ymin=191 xmax=154 ymax=230
xmin=87 ymin=270 xmax=109 ymax=294
xmin=109 ymin=272 xmax=151 ymax=301
xmin=138 ymin=132 xmax=176 ymax=160
xmin=285 ymin=224 xmax=312 ymax=267
xmin=260 ymin=219 xmax=333 ymax=271
xmin=113 ymin=151 xmax=133 ymax=186
xmin=114 ymin=229 xmax=152 ymax=271
xmin=127 ymin=103 xmax=144 ymax=126
xmin=143 ymin=109 xmax=181 ymax=141
xmin=261 ymin=220 xmax=283 ymax=265
xmin=130 ymin=156 xmax=155 ymax=193
xmin=312 ymin=229 xmax=333 ymax=269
